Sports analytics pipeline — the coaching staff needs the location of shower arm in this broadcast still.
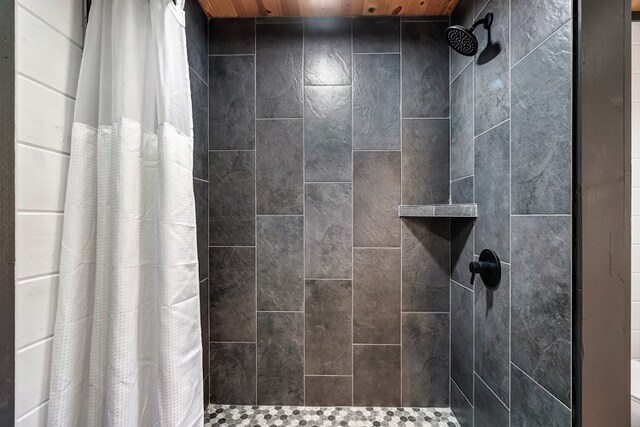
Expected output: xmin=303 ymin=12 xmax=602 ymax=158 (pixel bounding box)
xmin=469 ymin=13 xmax=494 ymax=32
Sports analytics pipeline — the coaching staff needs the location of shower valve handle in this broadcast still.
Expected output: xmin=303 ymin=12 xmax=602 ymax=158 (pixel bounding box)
xmin=468 ymin=249 xmax=501 ymax=288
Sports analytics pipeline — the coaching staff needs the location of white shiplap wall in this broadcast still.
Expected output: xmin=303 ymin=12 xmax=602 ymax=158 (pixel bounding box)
xmin=14 ymin=0 xmax=83 ymax=425
xmin=633 ymin=21 xmax=640 ymax=360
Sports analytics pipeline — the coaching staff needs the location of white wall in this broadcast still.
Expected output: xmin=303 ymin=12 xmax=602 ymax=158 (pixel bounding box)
xmin=14 ymin=0 xmax=83 ymax=425
xmin=633 ymin=21 xmax=640 ymax=360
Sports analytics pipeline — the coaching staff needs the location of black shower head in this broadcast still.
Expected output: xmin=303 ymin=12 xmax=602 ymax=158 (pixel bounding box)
xmin=446 ymin=13 xmax=493 ymax=57
xmin=446 ymin=25 xmax=479 ymax=56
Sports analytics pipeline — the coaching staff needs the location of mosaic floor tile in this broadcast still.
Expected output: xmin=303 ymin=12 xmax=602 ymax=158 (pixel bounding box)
xmin=204 ymin=404 xmax=460 ymax=426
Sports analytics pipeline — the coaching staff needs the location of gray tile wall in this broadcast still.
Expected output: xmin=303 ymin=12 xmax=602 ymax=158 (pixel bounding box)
xmin=208 ymin=16 xmax=451 ymax=407
xmin=448 ymin=0 xmax=572 ymax=425
xmin=185 ymin=0 xmax=210 ymax=407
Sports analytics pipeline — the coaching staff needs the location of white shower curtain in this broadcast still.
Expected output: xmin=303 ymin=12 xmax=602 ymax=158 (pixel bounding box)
xmin=48 ymin=0 xmax=203 ymax=425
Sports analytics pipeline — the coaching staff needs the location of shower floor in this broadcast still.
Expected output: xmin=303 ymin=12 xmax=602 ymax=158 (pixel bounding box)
xmin=204 ymin=404 xmax=460 ymax=427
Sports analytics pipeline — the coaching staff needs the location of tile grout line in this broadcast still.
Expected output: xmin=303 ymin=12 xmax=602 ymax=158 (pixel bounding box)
xmin=351 ymin=16 xmax=356 ymax=407
xmin=254 ymin=17 xmax=258 ymax=406
xmin=302 ymin=17 xmax=307 ymax=407
xmin=399 ymin=15 xmax=404 ymax=407
xmin=511 ymin=363 xmax=572 ymax=412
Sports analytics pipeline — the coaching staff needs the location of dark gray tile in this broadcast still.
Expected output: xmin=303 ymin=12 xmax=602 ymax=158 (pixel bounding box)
xmin=305 ymin=183 xmax=352 ymax=278
xmin=402 ymin=218 xmax=450 ymax=312
xmin=451 ymin=64 xmax=474 ymax=180
xmin=304 ymin=18 xmax=351 ymax=85
xmin=209 ymin=247 xmax=256 ymax=342
xmin=191 ymin=69 xmax=208 ymax=180
xmin=305 ymin=376 xmax=352 ymax=406
xmin=451 ymin=218 xmax=474 ymax=286
xmin=353 ymin=345 xmax=401 ymax=406
xmin=209 ymin=151 xmax=255 ymax=246
xmin=474 ymin=375 xmax=509 ymax=427
xmin=353 ymin=54 xmax=401 ymax=150
xmin=209 ymin=56 xmax=255 ymax=150
xmin=353 ymin=249 xmax=401 ymax=344
xmin=475 ymin=262 xmax=510 ymax=406
xmin=256 ymin=23 xmax=303 ymax=118
xmin=256 ymin=119 xmax=304 ymax=214
xmin=185 ymin=0 xmax=208 ymax=86
xmin=402 ymin=313 xmax=449 ymax=407
xmin=210 ymin=343 xmax=256 ymax=405
xmin=511 ymin=22 xmax=572 ymax=214
xmin=512 ymin=215 xmax=571 ymax=406
xmin=451 ymin=379 xmax=473 ymax=427
xmin=200 ymin=279 xmax=209 ymax=379
xmin=203 ymin=375 xmax=210 ymax=409
xmin=353 ymin=17 xmax=400 ymax=53
xmin=401 ymin=119 xmax=450 ymax=205
xmin=451 ymin=282 xmax=473 ymax=401
xmin=402 ymin=21 xmax=449 ymax=118
xmin=209 ymin=18 xmax=255 ymax=55
xmin=451 ymin=176 xmax=474 ymax=204
xmin=194 ymin=179 xmax=208 ymax=281
xmin=353 ymin=151 xmax=401 ymax=247
xmin=257 ymin=216 xmax=304 ymax=311
xmin=511 ymin=364 xmax=572 ymax=427
xmin=450 ymin=0 xmax=474 ymax=80
xmin=475 ymin=120 xmax=509 ymax=261
xmin=304 ymin=85 xmax=351 ymax=182
xmin=473 ymin=0 xmax=509 ymax=136
xmin=511 ymin=0 xmax=571 ymax=65
xmin=257 ymin=312 xmax=304 ymax=405
xmin=256 ymin=17 xmax=303 ymax=24
xmin=474 ymin=0 xmax=490 ymax=17
xmin=305 ymin=280 xmax=352 ymax=375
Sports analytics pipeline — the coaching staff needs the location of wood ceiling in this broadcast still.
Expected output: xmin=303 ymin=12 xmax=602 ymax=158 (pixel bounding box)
xmin=198 ymin=0 xmax=459 ymax=18
xmin=634 ymin=0 xmax=640 ymax=11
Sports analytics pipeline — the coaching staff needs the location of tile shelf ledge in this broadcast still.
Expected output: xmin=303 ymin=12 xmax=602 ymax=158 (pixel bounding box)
xmin=398 ymin=204 xmax=477 ymax=218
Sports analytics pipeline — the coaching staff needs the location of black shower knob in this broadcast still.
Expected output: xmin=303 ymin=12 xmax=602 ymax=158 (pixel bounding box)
xmin=469 ymin=249 xmax=501 ymax=288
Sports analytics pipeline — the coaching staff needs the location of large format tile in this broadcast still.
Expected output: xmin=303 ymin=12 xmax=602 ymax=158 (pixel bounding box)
xmin=194 ymin=179 xmax=208 ymax=281
xmin=353 ymin=54 xmax=401 ymax=150
xmin=256 ymin=119 xmax=304 ymax=214
xmin=209 ymin=56 xmax=255 ymax=150
xmin=305 ymin=183 xmax=352 ymax=278
xmin=474 ymin=375 xmax=509 ymax=427
xmin=210 ymin=343 xmax=256 ymax=405
xmin=451 ymin=218 xmax=474 ymax=286
xmin=511 ymin=215 xmax=571 ymax=406
xmin=511 ymin=364 xmax=572 ymax=426
xmin=353 ymin=17 xmax=400 ymax=53
xmin=305 ymin=280 xmax=352 ymax=375
xmin=353 ymin=345 xmax=401 ymax=406
xmin=209 ymin=247 xmax=256 ymax=342
xmin=451 ymin=282 xmax=473 ymax=401
xmin=304 ymin=18 xmax=351 ymax=85
xmin=451 ymin=379 xmax=473 ymax=427
xmin=511 ymin=0 xmax=571 ymax=65
xmin=256 ymin=23 xmax=303 ymax=118
xmin=185 ymin=0 xmax=208 ymax=80
xmin=209 ymin=151 xmax=255 ymax=246
xmin=257 ymin=312 xmax=304 ymax=405
xmin=402 ymin=21 xmax=449 ymax=118
xmin=191 ymin=68 xmax=208 ymax=180
xmin=353 ymin=151 xmax=401 ymax=247
xmin=209 ymin=18 xmax=255 ymax=55
xmin=305 ymin=376 xmax=352 ymax=406
xmin=511 ymin=22 xmax=572 ymax=214
xmin=402 ymin=313 xmax=449 ymax=407
xmin=475 ymin=120 xmax=509 ymax=261
xmin=200 ymin=279 xmax=210 ymax=379
xmin=473 ymin=0 xmax=509 ymax=135
xmin=353 ymin=249 xmax=401 ymax=344
xmin=451 ymin=64 xmax=473 ymax=180
xmin=450 ymin=0 xmax=474 ymax=80
xmin=257 ymin=216 xmax=304 ymax=311
xmin=475 ymin=263 xmax=510 ymax=406
xmin=401 ymin=119 xmax=450 ymax=205
xmin=451 ymin=176 xmax=474 ymax=204
xmin=304 ymin=85 xmax=351 ymax=182
xmin=402 ymin=218 xmax=450 ymax=312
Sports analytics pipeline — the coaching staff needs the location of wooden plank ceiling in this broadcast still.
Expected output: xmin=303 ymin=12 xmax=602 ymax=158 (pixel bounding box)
xmin=634 ymin=0 xmax=640 ymax=11
xmin=198 ymin=0 xmax=459 ymax=17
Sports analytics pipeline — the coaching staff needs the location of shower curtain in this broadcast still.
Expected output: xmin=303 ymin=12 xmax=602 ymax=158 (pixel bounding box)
xmin=47 ymin=0 xmax=203 ymax=425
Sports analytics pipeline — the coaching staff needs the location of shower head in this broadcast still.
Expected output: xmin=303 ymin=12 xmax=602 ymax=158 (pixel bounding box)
xmin=446 ymin=13 xmax=493 ymax=57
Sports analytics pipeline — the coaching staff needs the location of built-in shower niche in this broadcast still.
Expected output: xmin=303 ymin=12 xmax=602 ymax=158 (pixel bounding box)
xmin=398 ymin=204 xmax=477 ymax=218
